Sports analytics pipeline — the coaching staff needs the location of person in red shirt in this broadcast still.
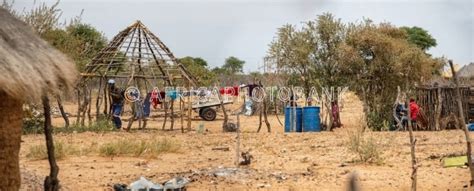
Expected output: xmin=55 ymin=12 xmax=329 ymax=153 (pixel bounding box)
xmin=409 ymin=98 xmax=420 ymax=129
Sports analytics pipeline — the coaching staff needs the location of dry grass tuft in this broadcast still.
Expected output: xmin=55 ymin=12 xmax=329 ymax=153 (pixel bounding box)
xmin=26 ymin=141 xmax=70 ymax=160
xmin=99 ymin=138 xmax=181 ymax=158
xmin=345 ymin=119 xmax=386 ymax=165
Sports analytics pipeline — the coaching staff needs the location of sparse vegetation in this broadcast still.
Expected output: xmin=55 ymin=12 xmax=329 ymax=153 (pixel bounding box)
xmin=27 ymin=141 xmax=67 ymax=160
xmin=99 ymin=138 xmax=181 ymax=158
xmin=346 ymin=128 xmax=385 ymax=165
xmin=57 ymin=119 xmax=116 ymax=134
xmin=347 ymin=131 xmax=383 ymax=164
xmin=26 ymin=140 xmax=97 ymax=160
xmin=26 ymin=138 xmax=180 ymax=160
xmin=23 ymin=118 xmax=116 ymax=135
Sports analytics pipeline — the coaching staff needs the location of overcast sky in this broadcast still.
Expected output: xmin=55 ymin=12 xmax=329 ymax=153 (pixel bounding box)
xmin=12 ymin=0 xmax=473 ymax=72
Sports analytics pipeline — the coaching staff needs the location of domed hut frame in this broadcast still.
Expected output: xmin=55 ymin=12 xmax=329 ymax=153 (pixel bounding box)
xmin=77 ymin=21 xmax=227 ymax=130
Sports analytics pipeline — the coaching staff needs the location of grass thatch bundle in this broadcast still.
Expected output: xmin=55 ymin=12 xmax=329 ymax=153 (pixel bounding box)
xmin=0 ymin=8 xmax=77 ymax=101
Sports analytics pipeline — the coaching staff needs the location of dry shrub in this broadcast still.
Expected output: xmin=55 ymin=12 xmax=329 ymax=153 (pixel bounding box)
xmin=346 ymin=122 xmax=385 ymax=165
xmin=99 ymin=138 xmax=181 ymax=158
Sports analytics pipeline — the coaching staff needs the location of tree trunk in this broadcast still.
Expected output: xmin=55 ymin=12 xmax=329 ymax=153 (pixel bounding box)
xmin=42 ymin=95 xmax=60 ymax=191
xmin=0 ymin=92 xmax=23 ymax=191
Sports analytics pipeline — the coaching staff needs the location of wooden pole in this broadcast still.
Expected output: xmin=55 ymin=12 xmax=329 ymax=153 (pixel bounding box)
xmin=235 ymin=113 xmax=240 ymax=167
xmin=104 ymin=82 xmax=109 ymax=116
xmin=75 ymin=88 xmax=81 ymax=125
xmin=56 ymin=95 xmax=69 ymax=128
xmin=257 ymin=98 xmax=263 ymax=132
xmin=170 ymin=97 xmax=175 ymax=130
xmin=435 ymin=86 xmax=442 ymax=131
xmin=292 ymin=86 xmax=296 ymax=132
xmin=162 ymin=98 xmax=168 ymax=130
xmin=259 ymin=81 xmax=271 ymax=132
xmin=87 ymin=87 xmax=92 ymax=126
xmin=405 ymin=81 xmax=417 ymax=191
xmin=187 ymin=86 xmax=192 ymax=131
xmin=180 ymin=97 xmax=184 ymax=133
xmin=393 ymin=86 xmax=403 ymax=131
xmin=80 ymin=86 xmax=88 ymax=127
xmin=449 ymin=60 xmax=474 ymax=186
xmin=42 ymin=95 xmax=60 ymax=191
xmin=95 ymin=77 xmax=103 ymax=120
xmin=263 ymin=94 xmax=271 ymax=132
xmin=216 ymin=86 xmax=229 ymax=130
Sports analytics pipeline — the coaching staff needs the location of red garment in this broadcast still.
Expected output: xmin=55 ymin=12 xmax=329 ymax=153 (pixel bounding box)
xmin=150 ymin=90 xmax=165 ymax=109
xmin=219 ymin=86 xmax=239 ymax=96
xmin=410 ymin=101 xmax=419 ymax=120
xmin=332 ymin=103 xmax=341 ymax=128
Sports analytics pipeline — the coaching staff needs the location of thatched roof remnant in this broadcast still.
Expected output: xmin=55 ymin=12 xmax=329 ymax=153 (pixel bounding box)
xmin=0 ymin=8 xmax=77 ymax=101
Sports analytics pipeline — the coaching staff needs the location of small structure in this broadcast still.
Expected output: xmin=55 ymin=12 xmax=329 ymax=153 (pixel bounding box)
xmin=0 ymin=8 xmax=77 ymax=190
xmin=76 ymin=21 xmax=207 ymax=130
xmin=458 ymin=63 xmax=474 ymax=122
xmin=416 ymin=71 xmax=473 ymax=130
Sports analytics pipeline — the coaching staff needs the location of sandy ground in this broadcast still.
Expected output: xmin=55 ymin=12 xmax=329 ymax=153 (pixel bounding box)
xmin=18 ymin=93 xmax=472 ymax=190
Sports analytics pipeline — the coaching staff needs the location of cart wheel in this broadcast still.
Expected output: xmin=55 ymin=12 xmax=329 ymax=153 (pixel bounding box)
xmin=199 ymin=108 xmax=204 ymax=117
xmin=200 ymin=107 xmax=216 ymax=121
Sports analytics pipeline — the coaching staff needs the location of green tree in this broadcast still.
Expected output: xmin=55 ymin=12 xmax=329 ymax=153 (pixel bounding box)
xmin=42 ymin=24 xmax=107 ymax=70
xmin=401 ymin=26 xmax=437 ymax=51
xmin=178 ymin=57 xmax=215 ymax=86
xmin=223 ymin=56 xmax=245 ymax=74
xmin=267 ymin=13 xmax=444 ymax=130
xmin=309 ymin=13 xmax=347 ymax=88
xmin=267 ymin=24 xmax=315 ymax=93
xmin=342 ymin=22 xmax=443 ymax=130
xmin=1 ymin=0 xmax=107 ymax=71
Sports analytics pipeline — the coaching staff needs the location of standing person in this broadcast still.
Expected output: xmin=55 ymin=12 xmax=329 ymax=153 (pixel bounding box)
xmin=409 ymin=98 xmax=420 ymax=130
xmin=108 ymin=79 xmax=125 ymax=129
xmin=331 ymin=101 xmax=341 ymax=129
xmin=395 ymin=101 xmax=408 ymax=130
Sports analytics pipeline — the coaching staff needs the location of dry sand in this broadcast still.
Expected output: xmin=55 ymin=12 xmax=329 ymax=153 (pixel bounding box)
xmin=19 ymin=93 xmax=472 ymax=190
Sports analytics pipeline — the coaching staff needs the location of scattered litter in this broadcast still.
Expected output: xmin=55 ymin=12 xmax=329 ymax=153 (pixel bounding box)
xmin=197 ymin=122 xmax=205 ymax=134
xmin=223 ymin=122 xmax=237 ymax=132
xmin=113 ymin=177 xmax=165 ymax=191
xmin=270 ymin=172 xmax=287 ymax=181
xmin=443 ymin=156 xmax=468 ymax=168
xmin=163 ymin=177 xmax=190 ymax=190
xmin=213 ymin=167 xmax=238 ymax=177
xmin=256 ymin=183 xmax=271 ymax=188
xmin=239 ymin=151 xmax=253 ymax=166
xmin=244 ymin=100 xmax=253 ymax=116
xmin=212 ymin=147 xmax=230 ymax=151
xmin=112 ymin=184 xmax=127 ymax=191
xmin=130 ymin=177 xmax=162 ymax=191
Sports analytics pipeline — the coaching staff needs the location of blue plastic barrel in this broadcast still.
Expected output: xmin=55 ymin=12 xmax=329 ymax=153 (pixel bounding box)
xmin=303 ymin=106 xmax=321 ymax=132
xmin=285 ymin=107 xmax=302 ymax=132
xmin=468 ymin=123 xmax=474 ymax=131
